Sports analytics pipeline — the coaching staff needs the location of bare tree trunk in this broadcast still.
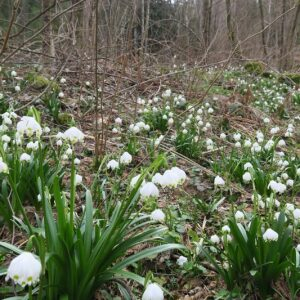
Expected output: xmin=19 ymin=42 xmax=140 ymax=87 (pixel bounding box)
xmin=42 ymin=0 xmax=51 ymax=63
xmin=279 ymin=0 xmax=286 ymax=70
xmin=225 ymin=0 xmax=241 ymax=58
xmin=144 ymin=0 xmax=150 ymax=53
xmin=285 ymin=3 xmax=300 ymax=69
xmin=258 ymin=0 xmax=268 ymax=59
xmin=202 ymin=0 xmax=212 ymax=50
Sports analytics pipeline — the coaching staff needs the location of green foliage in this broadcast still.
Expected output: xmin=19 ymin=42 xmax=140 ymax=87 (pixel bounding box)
xmin=244 ymin=61 xmax=265 ymax=74
xmin=205 ymin=214 xmax=294 ymax=297
xmin=292 ymin=92 xmax=300 ymax=105
xmin=278 ymin=73 xmax=300 ymax=85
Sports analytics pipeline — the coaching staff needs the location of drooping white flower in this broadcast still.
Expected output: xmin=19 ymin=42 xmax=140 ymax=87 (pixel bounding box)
xmin=270 ymin=127 xmax=279 ymax=135
xmin=85 ymin=81 xmax=91 ymax=87
xmin=150 ymin=209 xmax=165 ymax=222
xmin=222 ymin=225 xmax=230 ymax=233
xmin=244 ymin=139 xmax=252 ymax=147
xmin=263 ymin=117 xmax=270 ymax=124
xmin=233 ymin=133 xmax=241 ymax=142
xmin=142 ymin=283 xmax=164 ymax=300
xmin=115 ymin=117 xmax=122 ymax=125
xmin=20 ymin=153 xmax=31 ymax=162
xmin=64 ymin=127 xmax=84 ymax=144
xmin=75 ymin=174 xmax=82 ymax=185
xmin=5 ymin=252 xmax=42 ymax=287
xmin=56 ymin=139 xmax=63 ymax=147
xmin=66 ymin=148 xmax=73 ymax=156
xmin=286 ymin=179 xmax=294 ymax=187
xmin=0 ymin=158 xmax=9 ymax=174
xmin=235 ymin=210 xmax=244 ymax=221
xmin=74 ymin=158 xmax=81 ymax=165
xmin=168 ymin=118 xmax=174 ymax=126
xmin=296 ymin=244 xmax=300 ymax=252
xmin=263 ymin=228 xmax=278 ymax=242
xmin=162 ymin=89 xmax=171 ymax=98
xmin=60 ymin=77 xmax=66 ymax=84
xmin=210 ymin=234 xmax=220 ymax=244
xmin=1 ymin=135 xmax=11 ymax=143
xmin=15 ymin=85 xmax=20 ymax=92
xmin=120 ymin=152 xmax=132 ymax=165
xmin=243 ymin=172 xmax=252 ymax=183
xmin=214 ymin=175 xmax=225 ymax=187
xmin=286 ymin=203 xmax=295 ymax=212
xmin=277 ymin=139 xmax=286 ymax=147
xmin=176 ymin=256 xmax=188 ymax=266
xmin=58 ymin=92 xmax=64 ymax=98
xmin=140 ymin=182 xmax=159 ymax=199
xmin=244 ymin=162 xmax=253 ymax=170
xmin=220 ymin=133 xmax=226 ymax=140
xmin=170 ymin=167 xmax=187 ymax=185
xmin=11 ymin=70 xmax=17 ymax=77
xmin=293 ymin=209 xmax=300 ymax=220
xmin=107 ymin=159 xmax=119 ymax=170
xmin=152 ymin=173 xmax=163 ymax=185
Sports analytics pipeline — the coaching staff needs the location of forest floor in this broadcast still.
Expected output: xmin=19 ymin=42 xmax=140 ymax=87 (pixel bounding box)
xmin=0 ymin=61 xmax=299 ymax=299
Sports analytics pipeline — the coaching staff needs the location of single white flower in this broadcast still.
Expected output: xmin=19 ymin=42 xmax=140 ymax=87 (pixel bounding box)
xmin=293 ymin=209 xmax=300 ymax=220
xmin=222 ymin=225 xmax=230 ymax=233
xmin=220 ymin=133 xmax=226 ymax=140
xmin=115 ymin=117 xmax=122 ymax=125
xmin=263 ymin=228 xmax=278 ymax=242
xmin=233 ymin=133 xmax=241 ymax=141
xmin=11 ymin=70 xmax=17 ymax=77
xmin=296 ymin=244 xmax=300 ymax=252
xmin=263 ymin=117 xmax=270 ymax=124
xmin=75 ymin=174 xmax=82 ymax=185
xmin=140 ymin=182 xmax=159 ymax=199
xmin=0 ymin=159 xmax=9 ymax=173
xmin=85 ymin=81 xmax=91 ymax=87
xmin=243 ymin=172 xmax=252 ymax=183
xmin=58 ymin=92 xmax=64 ymax=98
xmin=152 ymin=173 xmax=163 ymax=185
xmin=235 ymin=210 xmax=244 ymax=221
xmin=56 ymin=139 xmax=63 ymax=147
xmin=210 ymin=234 xmax=220 ymax=244
xmin=5 ymin=252 xmax=42 ymax=287
xmin=120 ymin=152 xmax=132 ymax=165
xmin=64 ymin=127 xmax=84 ymax=144
xmin=176 ymin=256 xmax=188 ymax=266
xmin=74 ymin=158 xmax=81 ymax=165
xmin=20 ymin=153 xmax=31 ymax=162
xmin=60 ymin=77 xmax=66 ymax=84
xmin=142 ymin=283 xmax=164 ymax=300
xmin=277 ymin=139 xmax=286 ymax=147
xmin=150 ymin=209 xmax=165 ymax=222
xmin=66 ymin=148 xmax=73 ymax=156
xmin=244 ymin=139 xmax=252 ymax=147
xmin=214 ymin=176 xmax=225 ymax=187
xmin=107 ymin=159 xmax=119 ymax=170
xmin=244 ymin=162 xmax=253 ymax=170
xmin=168 ymin=118 xmax=174 ymax=126
xmin=286 ymin=179 xmax=294 ymax=187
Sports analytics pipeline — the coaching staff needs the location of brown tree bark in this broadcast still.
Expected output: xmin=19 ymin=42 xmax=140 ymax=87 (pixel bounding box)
xmin=225 ymin=0 xmax=241 ymax=58
xmin=258 ymin=0 xmax=268 ymax=59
